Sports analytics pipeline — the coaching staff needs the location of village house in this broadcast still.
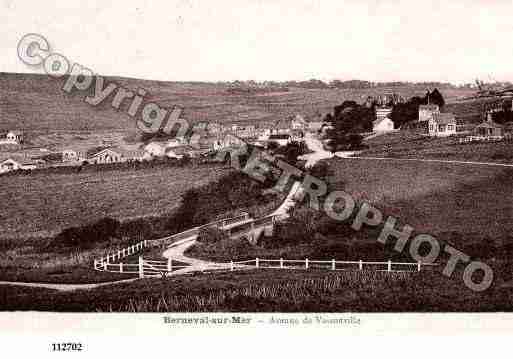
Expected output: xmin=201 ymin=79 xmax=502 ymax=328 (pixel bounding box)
xmin=291 ymin=115 xmax=308 ymax=130
xmin=213 ymin=133 xmax=246 ymax=151
xmin=373 ymin=116 xmax=394 ymax=133
xmin=419 ymin=104 xmax=440 ymax=122
xmin=270 ymin=120 xmax=292 ymax=135
xmin=86 ymin=147 xmax=147 ymax=164
xmin=375 ymin=106 xmax=393 ymax=123
xmin=428 ymin=113 xmax=457 ymax=137
xmin=0 ymin=157 xmax=41 ymax=173
xmin=62 ymin=149 xmax=87 ymax=163
xmin=473 ymin=114 xmax=504 ymax=137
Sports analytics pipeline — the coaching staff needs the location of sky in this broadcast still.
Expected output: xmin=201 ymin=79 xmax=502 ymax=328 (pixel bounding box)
xmin=1 ymin=0 xmax=513 ymax=84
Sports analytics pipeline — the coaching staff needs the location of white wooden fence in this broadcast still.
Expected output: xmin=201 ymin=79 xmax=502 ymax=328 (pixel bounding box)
xmin=94 ymin=256 xmax=436 ymax=279
xmin=93 ymin=212 xmax=252 ymax=268
xmin=459 ymin=135 xmax=505 ymax=143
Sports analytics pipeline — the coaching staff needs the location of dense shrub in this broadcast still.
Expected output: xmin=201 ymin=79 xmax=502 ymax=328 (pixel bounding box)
xmin=51 ymin=217 xmax=120 ymax=250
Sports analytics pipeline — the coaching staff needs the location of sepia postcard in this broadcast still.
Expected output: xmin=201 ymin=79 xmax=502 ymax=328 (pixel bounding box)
xmin=1 ymin=0 xmax=513 ymax=355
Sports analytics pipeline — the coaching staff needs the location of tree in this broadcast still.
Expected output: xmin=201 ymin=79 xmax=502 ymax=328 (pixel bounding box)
xmin=428 ymin=88 xmax=445 ymax=108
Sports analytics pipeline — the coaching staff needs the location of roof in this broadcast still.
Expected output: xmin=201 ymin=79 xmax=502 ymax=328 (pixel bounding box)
xmin=432 ymin=113 xmax=456 ymax=125
xmin=475 ymin=120 xmax=503 ymax=129
xmin=419 ymin=104 xmax=440 ymax=111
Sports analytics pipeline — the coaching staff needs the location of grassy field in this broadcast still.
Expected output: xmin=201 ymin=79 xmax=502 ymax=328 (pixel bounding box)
xmin=0 ymin=73 xmax=474 ymax=136
xmin=188 ymin=155 xmax=513 ymax=293
xmin=0 ymin=163 xmax=232 ymax=239
xmin=362 ymin=131 xmax=513 ymax=163
xmin=328 ymin=157 xmax=513 ymax=240
xmin=0 ymin=266 xmax=511 ymax=312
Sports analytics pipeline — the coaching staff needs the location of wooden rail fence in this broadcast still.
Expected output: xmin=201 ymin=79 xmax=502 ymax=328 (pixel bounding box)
xmin=94 ymin=256 xmax=436 ymax=278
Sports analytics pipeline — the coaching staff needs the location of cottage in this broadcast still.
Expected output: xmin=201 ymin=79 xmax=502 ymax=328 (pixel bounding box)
xmin=428 ymin=113 xmax=457 ymax=137
xmin=474 ymin=116 xmax=504 ymax=137
xmin=0 ymin=158 xmax=39 ymax=173
xmin=373 ymin=117 xmax=394 ymax=133
xmin=419 ymin=104 xmax=440 ymax=122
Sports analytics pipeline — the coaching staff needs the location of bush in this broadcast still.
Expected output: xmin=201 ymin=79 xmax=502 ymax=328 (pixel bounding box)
xmin=51 ymin=217 xmax=120 ymax=250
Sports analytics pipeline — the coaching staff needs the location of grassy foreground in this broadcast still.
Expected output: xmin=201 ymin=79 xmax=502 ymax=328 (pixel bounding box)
xmin=0 ymin=267 xmax=511 ymax=312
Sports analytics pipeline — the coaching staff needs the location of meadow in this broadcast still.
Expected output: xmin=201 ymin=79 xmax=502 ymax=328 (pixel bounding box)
xmin=0 ymin=73 xmax=474 ymax=137
xmin=362 ymin=131 xmax=513 ymax=164
xmin=0 ymin=162 xmax=232 ymax=239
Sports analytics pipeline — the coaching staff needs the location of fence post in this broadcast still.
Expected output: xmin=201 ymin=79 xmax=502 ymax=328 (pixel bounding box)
xmin=144 ymin=240 xmax=147 ymax=247
xmin=305 ymin=258 xmax=309 ymax=269
xmin=167 ymin=258 xmax=172 ymax=272
xmin=138 ymin=256 xmax=144 ymax=279
xmin=417 ymin=261 xmax=421 ymax=272
xmin=117 ymin=250 xmax=121 ymax=259
xmin=94 ymin=259 xmax=97 ymax=270
xmin=359 ymin=260 xmax=363 ymax=270
xmin=230 ymin=261 xmax=234 ymax=271
xmin=331 ymin=259 xmax=335 ymax=271
xmin=255 ymin=258 xmax=259 ymax=268
xmin=119 ymin=262 xmax=123 ymax=273
xmin=103 ymin=260 xmax=107 ymax=271
xmin=280 ymin=258 xmax=284 ymax=269
xmin=388 ymin=260 xmax=392 ymax=272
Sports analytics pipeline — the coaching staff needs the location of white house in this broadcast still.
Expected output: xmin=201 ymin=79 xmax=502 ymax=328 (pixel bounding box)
xmin=373 ymin=117 xmax=394 ymax=133
xmin=0 ymin=158 xmax=38 ymax=173
xmin=213 ymin=134 xmax=246 ymax=151
xmin=291 ymin=115 xmax=308 ymax=130
xmin=62 ymin=149 xmax=87 ymax=163
xmin=428 ymin=113 xmax=457 ymax=137
xmin=375 ymin=106 xmax=393 ymax=122
xmin=87 ymin=148 xmax=124 ymax=164
xmin=419 ymin=104 xmax=440 ymax=122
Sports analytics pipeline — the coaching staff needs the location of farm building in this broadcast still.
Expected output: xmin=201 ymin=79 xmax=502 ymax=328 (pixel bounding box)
xmin=428 ymin=113 xmax=457 ymax=137
xmin=418 ymin=104 xmax=440 ymax=122
xmin=373 ymin=117 xmax=394 ymax=133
